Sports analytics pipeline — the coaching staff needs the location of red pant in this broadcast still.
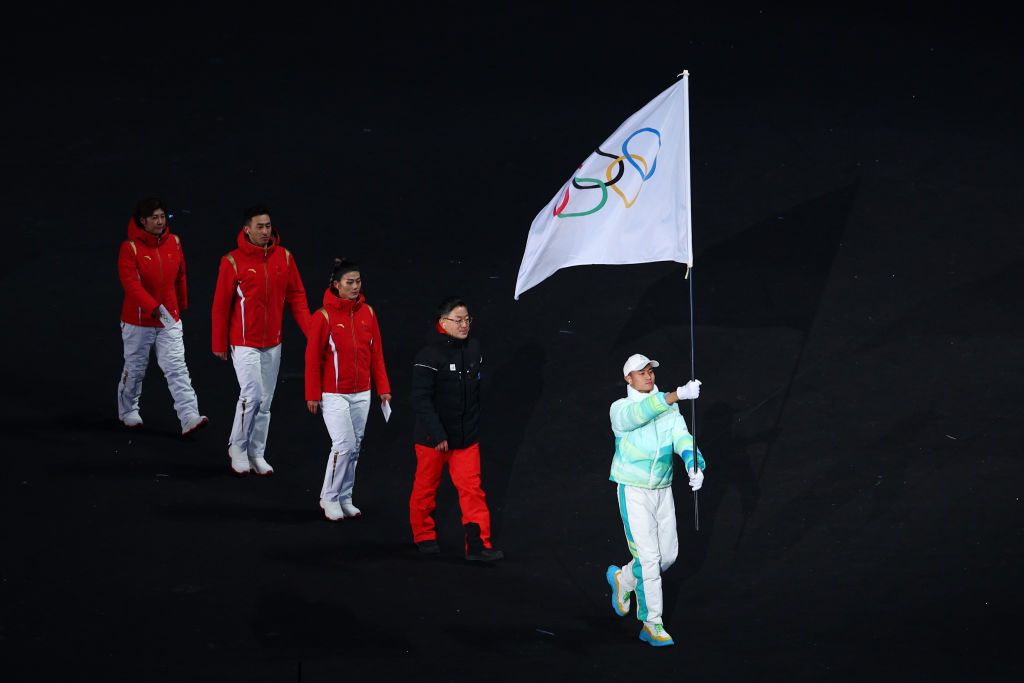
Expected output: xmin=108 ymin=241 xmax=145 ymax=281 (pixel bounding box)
xmin=410 ymin=442 xmax=493 ymax=547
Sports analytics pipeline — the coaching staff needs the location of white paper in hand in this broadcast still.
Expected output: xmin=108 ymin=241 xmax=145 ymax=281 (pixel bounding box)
xmin=381 ymin=400 xmax=392 ymax=423
xmin=157 ymin=305 xmax=176 ymax=329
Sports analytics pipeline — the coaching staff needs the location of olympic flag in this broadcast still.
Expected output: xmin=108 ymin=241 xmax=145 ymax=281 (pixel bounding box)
xmin=514 ymin=75 xmax=693 ymax=300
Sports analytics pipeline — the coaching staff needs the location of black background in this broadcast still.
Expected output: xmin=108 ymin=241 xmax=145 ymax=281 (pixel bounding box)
xmin=3 ymin=4 xmax=1022 ymax=681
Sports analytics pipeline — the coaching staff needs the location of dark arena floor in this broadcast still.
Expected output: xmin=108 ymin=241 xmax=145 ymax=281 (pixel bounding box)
xmin=3 ymin=5 xmax=1021 ymax=681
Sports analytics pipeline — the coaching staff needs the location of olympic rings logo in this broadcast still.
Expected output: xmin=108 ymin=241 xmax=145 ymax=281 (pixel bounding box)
xmin=553 ymin=127 xmax=662 ymax=218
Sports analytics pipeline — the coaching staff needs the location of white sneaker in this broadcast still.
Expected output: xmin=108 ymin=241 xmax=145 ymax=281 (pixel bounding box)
xmin=320 ymin=499 xmax=344 ymax=521
xmin=251 ymin=456 xmax=274 ymax=476
xmin=340 ymin=501 xmax=362 ymax=519
xmin=121 ymin=412 xmax=144 ymax=428
xmin=228 ymin=445 xmax=251 ymax=475
xmin=182 ymin=415 xmax=209 ymax=436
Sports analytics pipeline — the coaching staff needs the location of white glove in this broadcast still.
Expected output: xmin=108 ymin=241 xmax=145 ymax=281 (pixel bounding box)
xmin=676 ymin=379 xmax=702 ymax=401
xmin=687 ymin=467 xmax=704 ymax=491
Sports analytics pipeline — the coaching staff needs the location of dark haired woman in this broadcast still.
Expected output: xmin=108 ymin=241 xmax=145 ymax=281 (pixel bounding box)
xmin=409 ymin=296 xmax=502 ymax=561
xmin=304 ymin=259 xmax=391 ymax=521
xmin=116 ymin=197 xmax=207 ymax=435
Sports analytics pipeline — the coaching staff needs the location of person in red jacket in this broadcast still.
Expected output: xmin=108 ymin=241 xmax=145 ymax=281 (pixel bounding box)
xmin=211 ymin=205 xmax=311 ymax=476
xmin=305 ymin=258 xmax=391 ymax=520
xmin=116 ymin=197 xmax=208 ymax=435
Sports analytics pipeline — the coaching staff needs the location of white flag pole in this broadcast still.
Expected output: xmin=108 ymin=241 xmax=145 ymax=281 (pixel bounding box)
xmin=679 ymin=70 xmax=700 ymax=531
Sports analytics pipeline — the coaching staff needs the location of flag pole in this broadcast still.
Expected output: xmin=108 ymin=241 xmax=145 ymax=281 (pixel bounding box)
xmin=687 ymin=264 xmax=699 ymax=531
xmin=679 ymin=70 xmax=700 ymax=531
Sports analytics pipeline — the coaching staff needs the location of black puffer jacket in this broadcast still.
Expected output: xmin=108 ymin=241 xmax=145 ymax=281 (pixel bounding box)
xmin=411 ymin=329 xmax=482 ymax=449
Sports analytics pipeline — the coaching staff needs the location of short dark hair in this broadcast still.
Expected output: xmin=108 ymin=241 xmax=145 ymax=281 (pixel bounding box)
xmin=134 ymin=197 xmax=167 ymax=224
xmin=243 ymin=205 xmax=272 ymax=223
xmin=329 ymin=258 xmax=360 ymax=285
xmin=435 ymin=296 xmax=468 ymax=320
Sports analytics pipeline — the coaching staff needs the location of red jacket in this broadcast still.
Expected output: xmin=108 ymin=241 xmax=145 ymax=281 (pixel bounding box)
xmin=305 ymin=289 xmax=391 ymax=401
xmin=211 ymin=229 xmax=311 ymax=352
xmin=118 ymin=217 xmax=188 ymax=327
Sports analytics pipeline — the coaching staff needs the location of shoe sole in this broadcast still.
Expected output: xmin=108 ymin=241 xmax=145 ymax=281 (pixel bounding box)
xmin=465 ymin=550 xmax=504 ymax=562
xmin=639 ymin=630 xmax=674 ymax=647
xmin=606 ymin=566 xmax=629 ymax=617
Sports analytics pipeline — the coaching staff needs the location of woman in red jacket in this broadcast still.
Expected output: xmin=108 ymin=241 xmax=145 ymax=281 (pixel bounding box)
xmin=116 ymin=197 xmax=208 ymax=435
xmin=305 ymin=258 xmax=391 ymax=521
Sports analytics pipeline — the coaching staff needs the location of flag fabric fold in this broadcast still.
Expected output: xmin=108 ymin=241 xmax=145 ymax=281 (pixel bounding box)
xmin=514 ymin=76 xmax=693 ymax=300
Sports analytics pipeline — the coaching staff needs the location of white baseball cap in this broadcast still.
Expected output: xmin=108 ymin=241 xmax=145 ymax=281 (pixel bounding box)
xmin=623 ymin=353 xmax=659 ymax=376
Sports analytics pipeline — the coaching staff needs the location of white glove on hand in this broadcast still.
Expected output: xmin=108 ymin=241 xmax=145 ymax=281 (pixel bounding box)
xmin=676 ymin=379 xmax=702 ymax=401
xmin=687 ymin=467 xmax=704 ymax=492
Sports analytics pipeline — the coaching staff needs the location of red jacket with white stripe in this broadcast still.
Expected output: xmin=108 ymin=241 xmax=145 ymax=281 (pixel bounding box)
xmin=210 ymin=229 xmax=311 ymax=353
xmin=118 ymin=218 xmax=188 ymax=327
xmin=305 ymin=289 xmax=391 ymax=400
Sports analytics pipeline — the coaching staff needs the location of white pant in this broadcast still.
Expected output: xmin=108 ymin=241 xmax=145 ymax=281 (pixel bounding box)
xmin=117 ymin=321 xmax=201 ymax=428
xmin=229 ymin=344 xmax=282 ymax=461
xmin=616 ymin=484 xmax=679 ymax=624
xmin=319 ymin=391 xmax=370 ymax=503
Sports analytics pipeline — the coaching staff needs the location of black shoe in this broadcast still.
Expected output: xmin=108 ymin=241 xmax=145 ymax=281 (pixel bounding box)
xmin=465 ymin=547 xmax=504 ymax=562
xmin=417 ymin=540 xmax=440 ymax=555
xmin=464 ymin=522 xmax=503 ymax=562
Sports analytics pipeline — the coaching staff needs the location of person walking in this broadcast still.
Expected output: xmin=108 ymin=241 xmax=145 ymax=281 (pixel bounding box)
xmin=211 ymin=205 xmax=310 ymax=475
xmin=409 ymin=296 xmax=502 ymax=561
xmin=605 ymin=353 xmax=705 ymax=647
xmin=116 ymin=197 xmax=208 ymax=435
xmin=305 ymin=258 xmax=391 ymax=520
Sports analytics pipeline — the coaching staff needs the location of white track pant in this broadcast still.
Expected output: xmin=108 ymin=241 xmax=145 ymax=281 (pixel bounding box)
xmin=117 ymin=321 xmax=201 ymax=428
xmin=616 ymin=484 xmax=679 ymax=624
xmin=228 ymin=344 xmax=282 ymax=461
xmin=319 ymin=391 xmax=370 ymax=504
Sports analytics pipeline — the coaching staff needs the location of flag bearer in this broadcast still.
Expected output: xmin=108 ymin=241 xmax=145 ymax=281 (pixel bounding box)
xmin=605 ymin=353 xmax=705 ymax=647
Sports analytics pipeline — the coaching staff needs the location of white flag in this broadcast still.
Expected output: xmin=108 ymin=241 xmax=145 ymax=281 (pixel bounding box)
xmin=514 ymin=76 xmax=693 ymax=300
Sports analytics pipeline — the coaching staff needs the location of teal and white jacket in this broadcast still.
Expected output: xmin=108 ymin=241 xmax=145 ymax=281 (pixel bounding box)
xmin=609 ymin=384 xmax=706 ymax=489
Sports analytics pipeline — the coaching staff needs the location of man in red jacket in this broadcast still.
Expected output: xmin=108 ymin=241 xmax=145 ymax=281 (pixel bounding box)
xmin=211 ymin=205 xmax=311 ymax=475
xmin=116 ymin=197 xmax=208 ymax=435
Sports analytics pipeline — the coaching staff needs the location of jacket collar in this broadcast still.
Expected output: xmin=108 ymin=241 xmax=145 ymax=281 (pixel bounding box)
xmin=626 ymin=384 xmax=660 ymax=402
xmin=323 ymin=288 xmax=363 ymax=314
xmin=433 ymin=325 xmax=467 ymax=348
xmin=127 ymin=217 xmax=169 ymax=247
xmin=236 ymin=227 xmax=279 ymax=258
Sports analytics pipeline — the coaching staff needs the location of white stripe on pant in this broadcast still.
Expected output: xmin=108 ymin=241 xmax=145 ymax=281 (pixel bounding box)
xmin=117 ymin=320 xmax=202 ymax=428
xmin=229 ymin=344 xmax=281 ymax=462
xmin=616 ymin=484 xmax=679 ymax=624
xmin=320 ymin=391 xmax=370 ymax=504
